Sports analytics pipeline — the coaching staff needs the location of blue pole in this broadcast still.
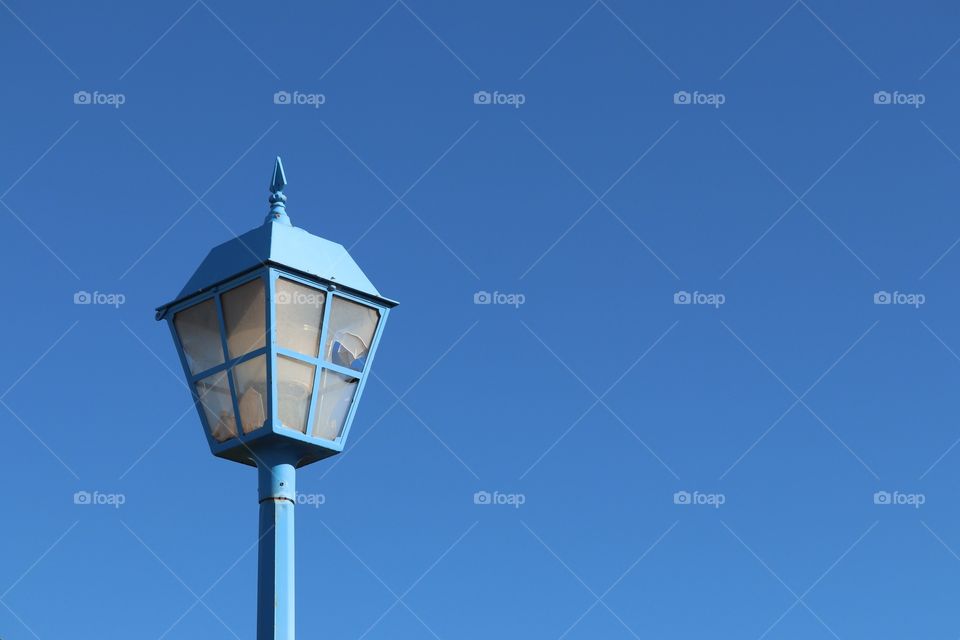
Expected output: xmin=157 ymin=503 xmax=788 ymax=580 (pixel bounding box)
xmin=257 ymin=458 xmax=296 ymax=640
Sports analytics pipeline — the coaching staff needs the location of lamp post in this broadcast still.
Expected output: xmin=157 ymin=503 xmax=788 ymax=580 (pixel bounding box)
xmin=156 ymin=158 xmax=397 ymax=639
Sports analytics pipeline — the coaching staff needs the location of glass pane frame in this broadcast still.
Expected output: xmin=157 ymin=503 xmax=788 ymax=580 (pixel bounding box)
xmin=267 ymin=268 xmax=386 ymax=449
xmin=167 ymin=270 xmax=273 ymax=452
xmin=165 ymin=266 xmax=389 ymax=459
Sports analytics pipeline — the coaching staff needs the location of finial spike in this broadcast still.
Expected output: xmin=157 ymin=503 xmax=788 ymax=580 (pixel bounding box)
xmin=266 ymin=156 xmax=291 ymax=226
xmin=270 ymin=156 xmax=287 ymax=193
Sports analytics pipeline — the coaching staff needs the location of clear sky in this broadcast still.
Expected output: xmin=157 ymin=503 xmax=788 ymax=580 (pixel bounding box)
xmin=2 ymin=1 xmax=960 ymax=638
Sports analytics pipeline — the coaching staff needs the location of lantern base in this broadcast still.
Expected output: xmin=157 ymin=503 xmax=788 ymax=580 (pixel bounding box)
xmin=213 ymin=430 xmax=342 ymax=468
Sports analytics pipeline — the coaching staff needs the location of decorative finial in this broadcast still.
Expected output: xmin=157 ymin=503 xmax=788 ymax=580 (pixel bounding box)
xmin=266 ymin=156 xmax=291 ymax=225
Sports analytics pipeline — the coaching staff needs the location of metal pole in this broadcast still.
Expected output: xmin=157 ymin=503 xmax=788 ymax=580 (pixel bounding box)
xmin=257 ymin=458 xmax=296 ymax=640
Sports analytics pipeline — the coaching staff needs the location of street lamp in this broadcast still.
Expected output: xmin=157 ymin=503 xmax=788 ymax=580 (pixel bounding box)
xmin=155 ymin=157 xmax=397 ymax=639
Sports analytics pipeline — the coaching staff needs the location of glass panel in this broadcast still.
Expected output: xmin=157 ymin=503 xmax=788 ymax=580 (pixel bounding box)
xmin=275 ymin=278 xmax=325 ymax=356
xmin=312 ymin=369 xmax=358 ymax=441
xmin=222 ymin=279 xmax=266 ymax=359
xmin=277 ymin=356 xmax=315 ymax=434
xmin=324 ymin=297 xmax=379 ymax=372
xmin=234 ymin=355 xmax=268 ymax=434
xmin=174 ymin=299 xmax=224 ymax=375
xmin=195 ymin=371 xmax=236 ymax=442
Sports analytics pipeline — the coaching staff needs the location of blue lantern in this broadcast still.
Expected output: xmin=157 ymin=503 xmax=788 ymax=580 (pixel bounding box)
xmin=157 ymin=157 xmax=396 ymax=465
xmin=156 ymin=157 xmax=396 ymax=639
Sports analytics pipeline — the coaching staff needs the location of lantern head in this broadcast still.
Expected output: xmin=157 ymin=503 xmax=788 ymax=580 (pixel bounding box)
xmin=156 ymin=158 xmax=397 ymax=467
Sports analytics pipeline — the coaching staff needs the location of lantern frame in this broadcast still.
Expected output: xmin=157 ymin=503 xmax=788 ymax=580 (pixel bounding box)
xmin=162 ymin=264 xmax=391 ymax=467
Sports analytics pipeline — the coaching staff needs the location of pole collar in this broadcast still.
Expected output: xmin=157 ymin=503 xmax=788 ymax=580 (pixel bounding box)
xmin=258 ymin=460 xmax=297 ymax=504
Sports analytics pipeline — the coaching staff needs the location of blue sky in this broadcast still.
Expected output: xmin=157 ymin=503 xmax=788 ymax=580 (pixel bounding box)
xmin=4 ymin=0 xmax=960 ymax=638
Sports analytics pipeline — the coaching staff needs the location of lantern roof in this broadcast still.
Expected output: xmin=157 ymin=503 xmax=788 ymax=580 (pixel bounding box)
xmin=157 ymin=158 xmax=396 ymax=319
